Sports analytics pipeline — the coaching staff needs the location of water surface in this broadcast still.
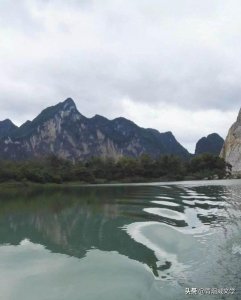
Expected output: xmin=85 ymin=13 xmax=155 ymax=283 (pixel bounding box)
xmin=0 ymin=180 xmax=240 ymax=299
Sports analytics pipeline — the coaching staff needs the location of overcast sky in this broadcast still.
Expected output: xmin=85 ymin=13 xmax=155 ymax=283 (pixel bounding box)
xmin=0 ymin=0 xmax=241 ymax=152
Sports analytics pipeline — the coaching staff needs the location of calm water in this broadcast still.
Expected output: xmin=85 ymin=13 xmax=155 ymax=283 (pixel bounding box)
xmin=0 ymin=180 xmax=241 ymax=300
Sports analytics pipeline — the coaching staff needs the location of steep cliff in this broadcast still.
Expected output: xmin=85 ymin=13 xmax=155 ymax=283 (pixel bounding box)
xmin=195 ymin=133 xmax=224 ymax=155
xmin=220 ymin=109 xmax=241 ymax=174
xmin=0 ymin=98 xmax=190 ymax=161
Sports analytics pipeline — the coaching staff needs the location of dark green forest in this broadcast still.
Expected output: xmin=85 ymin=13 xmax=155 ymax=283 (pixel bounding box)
xmin=0 ymin=153 xmax=231 ymax=184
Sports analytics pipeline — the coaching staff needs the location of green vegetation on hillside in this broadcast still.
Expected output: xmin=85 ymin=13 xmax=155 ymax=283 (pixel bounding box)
xmin=0 ymin=153 xmax=231 ymax=184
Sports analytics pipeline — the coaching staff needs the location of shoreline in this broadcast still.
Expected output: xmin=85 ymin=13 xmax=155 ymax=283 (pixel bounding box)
xmin=0 ymin=177 xmax=238 ymax=189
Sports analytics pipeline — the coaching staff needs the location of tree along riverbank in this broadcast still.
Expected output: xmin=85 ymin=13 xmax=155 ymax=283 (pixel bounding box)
xmin=0 ymin=153 xmax=231 ymax=185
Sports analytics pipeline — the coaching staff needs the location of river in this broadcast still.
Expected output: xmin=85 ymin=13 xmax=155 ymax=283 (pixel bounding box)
xmin=0 ymin=180 xmax=240 ymax=299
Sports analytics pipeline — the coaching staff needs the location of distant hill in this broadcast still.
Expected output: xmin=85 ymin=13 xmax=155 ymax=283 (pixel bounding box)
xmin=195 ymin=133 xmax=224 ymax=156
xmin=0 ymin=98 xmax=190 ymax=161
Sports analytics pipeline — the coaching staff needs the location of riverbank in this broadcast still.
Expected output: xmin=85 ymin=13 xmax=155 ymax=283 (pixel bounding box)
xmin=0 ymin=175 xmax=235 ymax=190
xmin=0 ymin=153 xmax=229 ymax=186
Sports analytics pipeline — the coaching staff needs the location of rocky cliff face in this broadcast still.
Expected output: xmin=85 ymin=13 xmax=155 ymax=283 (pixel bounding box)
xmin=220 ymin=109 xmax=241 ymax=174
xmin=0 ymin=98 xmax=190 ymax=161
xmin=195 ymin=133 xmax=224 ymax=155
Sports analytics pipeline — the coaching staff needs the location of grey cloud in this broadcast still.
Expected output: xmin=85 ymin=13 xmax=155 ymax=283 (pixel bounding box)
xmin=0 ymin=0 xmax=44 ymax=35
xmin=0 ymin=0 xmax=241 ymax=141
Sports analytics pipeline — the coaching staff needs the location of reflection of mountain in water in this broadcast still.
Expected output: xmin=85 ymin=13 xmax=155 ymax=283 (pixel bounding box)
xmin=0 ymin=186 xmax=160 ymax=275
xmin=0 ymin=183 xmax=237 ymax=278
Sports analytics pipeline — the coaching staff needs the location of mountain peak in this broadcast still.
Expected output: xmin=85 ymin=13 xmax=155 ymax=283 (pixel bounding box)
xmin=0 ymin=119 xmax=15 ymax=126
xmin=0 ymin=98 xmax=190 ymax=160
xmin=195 ymin=133 xmax=224 ymax=155
xmin=10 ymin=98 xmax=81 ymax=139
xmin=35 ymin=98 xmax=78 ymax=122
xmin=61 ymin=98 xmax=77 ymax=110
xmin=0 ymin=119 xmax=18 ymax=138
xmin=92 ymin=114 xmax=109 ymax=123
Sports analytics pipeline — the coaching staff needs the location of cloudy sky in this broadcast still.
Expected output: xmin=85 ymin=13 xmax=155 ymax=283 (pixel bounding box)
xmin=0 ymin=0 xmax=241 ymax=152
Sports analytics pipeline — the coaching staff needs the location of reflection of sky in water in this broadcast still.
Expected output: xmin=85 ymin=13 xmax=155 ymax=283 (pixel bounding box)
xmin=151 ymin=200 xmax=180 ymax=207
xmin=0 ymin=181 xmax=240 ymax=299
xmin=144 ymin=207 xmax=185 ymax=221
xmin=155 ymin=196 xmax=174 ymax=200
xmin=0 ymin=240 xmax=159 ymax=300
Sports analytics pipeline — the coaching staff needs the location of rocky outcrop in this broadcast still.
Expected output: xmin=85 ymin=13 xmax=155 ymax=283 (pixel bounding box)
xmin=0 ymin=98 xmax=190 ymax=161
xmin=220 ymin=109 xmax=241 ymax=174
xmin=195 ymin=133 xmax=224 ymax=155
